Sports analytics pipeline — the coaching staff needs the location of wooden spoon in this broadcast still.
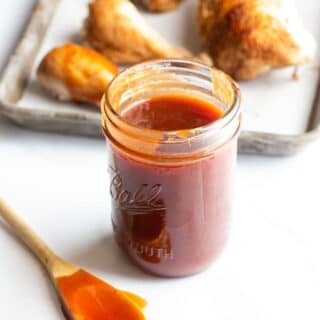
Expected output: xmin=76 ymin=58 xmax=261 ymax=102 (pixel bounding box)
xmin=0 ymin=197 xmax=146 ymax=320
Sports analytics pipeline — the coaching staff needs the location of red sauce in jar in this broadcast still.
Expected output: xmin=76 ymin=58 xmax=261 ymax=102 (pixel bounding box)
xmin=107 ymin=94 xmax=237 ymax=277
xmin=123 ymin=95 xmax=222 ymax=130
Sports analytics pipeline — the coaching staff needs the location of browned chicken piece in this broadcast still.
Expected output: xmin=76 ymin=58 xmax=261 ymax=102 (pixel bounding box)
xmin=199 ymin=0 xmax=317 ymax=80
xmin=37 ymin=43 xmax=119 ymax=105
xmin=140 ymin=0 xmax=182 ymax=12
xmin=83 ymin=0 xmax=203 ymax=64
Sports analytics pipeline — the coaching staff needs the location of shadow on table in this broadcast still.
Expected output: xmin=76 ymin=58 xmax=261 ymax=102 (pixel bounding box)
xmin=0 ymin=215 xmax=159 ymax=283
xmin=68 ymin=233 xmax=161 ymax=282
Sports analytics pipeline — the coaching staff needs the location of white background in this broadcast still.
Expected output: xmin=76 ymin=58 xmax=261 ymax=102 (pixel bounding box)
xmin=1 ymin=1 xmax=320 ymax=319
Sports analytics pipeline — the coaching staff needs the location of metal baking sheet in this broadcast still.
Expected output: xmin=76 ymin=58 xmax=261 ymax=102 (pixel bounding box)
xmin=0 ymin=0 xmax=319 ymax=156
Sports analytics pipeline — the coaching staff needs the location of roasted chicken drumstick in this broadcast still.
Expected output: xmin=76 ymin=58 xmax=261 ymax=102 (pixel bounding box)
xmin=37 ymin=43 xmax=118 ymax=106
xmin=83 ymin=0 xmax=205 ymax=65
xmin=199 ymin=0 xmax=317 ymax=80
xmin=140 ymin=0 xmax=183 ymax=12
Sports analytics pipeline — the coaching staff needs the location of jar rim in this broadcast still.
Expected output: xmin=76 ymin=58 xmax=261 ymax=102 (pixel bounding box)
xmin=102 ymin=59 xmax=241 ymax=142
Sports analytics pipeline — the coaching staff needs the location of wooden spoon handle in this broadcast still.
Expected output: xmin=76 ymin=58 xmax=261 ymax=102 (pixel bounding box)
xmin=0 ymin=197 xmax=58 ymax=271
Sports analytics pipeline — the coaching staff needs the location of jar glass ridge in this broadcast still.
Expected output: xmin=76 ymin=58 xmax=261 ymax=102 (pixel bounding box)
xmin=102 ymin=60 xmax=241 ymax=164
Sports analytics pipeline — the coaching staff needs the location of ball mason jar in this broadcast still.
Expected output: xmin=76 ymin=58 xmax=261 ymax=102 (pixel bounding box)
xmin=101 ymin=60 xmax=241 ymax=277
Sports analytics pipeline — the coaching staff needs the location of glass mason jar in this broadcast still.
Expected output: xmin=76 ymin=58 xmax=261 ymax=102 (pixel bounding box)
xmin=101 ymin=60 xmax=241 ymax=277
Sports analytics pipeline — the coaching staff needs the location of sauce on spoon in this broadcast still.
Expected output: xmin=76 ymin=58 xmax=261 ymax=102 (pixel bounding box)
xmin=57 ymin=269 xmax=146 ymax=320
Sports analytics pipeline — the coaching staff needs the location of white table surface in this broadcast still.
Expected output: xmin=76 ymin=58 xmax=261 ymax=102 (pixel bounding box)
xmin=1 ymin=1 xmax=320 ymax=319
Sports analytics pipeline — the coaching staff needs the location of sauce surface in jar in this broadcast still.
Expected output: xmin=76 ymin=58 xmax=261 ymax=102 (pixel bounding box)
xmin=107 ymin=93 xmax=237 ymax=277
xmin=123 ymin=95 xmax=223 ymax=130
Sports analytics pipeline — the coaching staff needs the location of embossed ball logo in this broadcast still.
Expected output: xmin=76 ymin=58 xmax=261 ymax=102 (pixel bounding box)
xmin=109 ymin=167 xmax=166 ymax=214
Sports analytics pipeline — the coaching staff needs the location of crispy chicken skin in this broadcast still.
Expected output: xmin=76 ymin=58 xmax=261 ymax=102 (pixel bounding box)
xmin=37 ymin=43 xmax=118 ymax=105
xmin=199 ymin=0 xmax=317 ymax=80
xmin=83 ymin=0 xmax=199 ymax=64
xmin=141 ymin=0 xmax=182 ymax=12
